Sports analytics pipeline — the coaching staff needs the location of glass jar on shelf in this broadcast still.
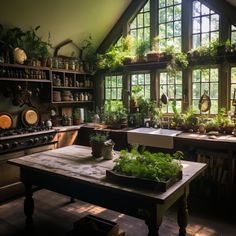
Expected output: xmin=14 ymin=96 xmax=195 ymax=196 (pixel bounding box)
xmin=64 ymin=59 xmax=69 ymax=70
xmin=69 ymin=59 xmax=75 ymax=71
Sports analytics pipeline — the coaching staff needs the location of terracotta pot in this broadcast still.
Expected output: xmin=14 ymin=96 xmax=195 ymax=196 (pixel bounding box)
xmin=146 ymin=52 xmax=160 ymax=62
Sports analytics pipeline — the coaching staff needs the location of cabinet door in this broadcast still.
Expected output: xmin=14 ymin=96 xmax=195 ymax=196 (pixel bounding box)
xmin=57 ymin=130 xmax=78 ymax=148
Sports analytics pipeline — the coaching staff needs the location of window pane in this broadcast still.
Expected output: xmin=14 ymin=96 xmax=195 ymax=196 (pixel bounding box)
xmin=129 ymin=0 xmax=150 ymax=44
xmin=176 ymin=85 xmax=182 ymax=98
xmin=210 ymin=83 xmax=218 ymax=99
xmin=211 ymin=100 xmax=218 ymax=114
xmin=117 ymin=88 xmax=122 ymax=99
xmin=211 ymin=14 xmax=219 ymax=31
xmin=202 ymin=16 xmax=210 ymax=33
xmin=192 ymin=1 xmax=219 ymax=48
xmin=192 ymin=83 xmax=200 ymax=99
xmin=174 ymin=5 xmax=181 ymax=20
xmin=202 ymin=33 xmax=210 ymax=46
xmin=159 ymin=9 xmax=166 ymax=23
xmin=193 ymin=18 xmax=200 ymax=33
xmin=167 ymin=7 xmax=174 ymax=21
xmin=192 ymin=100 xmax=199 ymax=112
xmin=167 ymin=0 xmax=173 ymax=6
xmin=159 ymin=0 xmax=182 ymax=52
xmin=159 ymin=0 xmax=165 ymax=8
xmin=193 ymin=69 xmax=201 ymax=82
xmin=175 ymin=21 xmax=181 ymax=37
xmin=210 ymin=69 xmax=218 ymax=81
xmin=202 ymin=69 xmax=209 ymax=82
xmin=104 ymin=75 xmax=123 ymax=102
xmin=193 ymin=34 xmax=200 ymax=48
xmin=202 ymin=4 xmax=210 ymax=15
xmin=193 ymin=1 xmax=201 ymax=17
xmin=160 ymin=73 xmax=167 ymax=84
xmin=167 ymin=22 xmax=174 ymax=37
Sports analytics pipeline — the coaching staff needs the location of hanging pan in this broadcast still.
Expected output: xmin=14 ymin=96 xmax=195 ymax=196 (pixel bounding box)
xmin=21 ymin=107 xmax=39 ymax=126
xmin=199 ymin=90 xmax=211 ymax=112
xmin=0 ymin=112 xmax=13 ymax=129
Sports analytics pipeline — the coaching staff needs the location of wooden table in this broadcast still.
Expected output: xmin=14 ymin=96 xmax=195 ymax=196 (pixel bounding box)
xmin=8 ymin=145 xmax=206 ymax=236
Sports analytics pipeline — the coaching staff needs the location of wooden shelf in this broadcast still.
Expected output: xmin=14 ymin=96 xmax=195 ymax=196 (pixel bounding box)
xmin=52 ymin=101 xmax=94 ymax=104
xmin=51 ymin=68 xmax=87 ymax=74
xmin=0 ymin=78 xmax=51 ymax=83
xmin=52 ymin=86 xmax=94 ymax=90
xmin=0 ymin=62 xmax=50 ymax=70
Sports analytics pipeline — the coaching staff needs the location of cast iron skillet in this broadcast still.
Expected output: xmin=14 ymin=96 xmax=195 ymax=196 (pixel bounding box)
xmin=21 ymin=107 xmax=39 ymax=126
xmin=0 ymin=112 xmax=13 ymax=129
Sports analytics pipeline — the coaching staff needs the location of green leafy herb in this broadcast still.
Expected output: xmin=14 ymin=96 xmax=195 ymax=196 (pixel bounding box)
xmin=113 ymin=148 xmax=183 ymax=182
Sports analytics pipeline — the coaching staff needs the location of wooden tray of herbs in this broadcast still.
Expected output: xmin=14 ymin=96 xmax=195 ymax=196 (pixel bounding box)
xmin=106 ymin=149 xmax=183 ymax=192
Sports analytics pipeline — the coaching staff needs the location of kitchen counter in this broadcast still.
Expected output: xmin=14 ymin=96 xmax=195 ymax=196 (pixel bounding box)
xmin=53 ymin=125 xmax=83 ymax=132
xmin=175 ymin=132 xmax=236 ymax=151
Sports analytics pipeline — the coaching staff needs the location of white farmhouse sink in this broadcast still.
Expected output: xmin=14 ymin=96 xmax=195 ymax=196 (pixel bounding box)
xmin=127 ymin=128 xmax=182 ymax=149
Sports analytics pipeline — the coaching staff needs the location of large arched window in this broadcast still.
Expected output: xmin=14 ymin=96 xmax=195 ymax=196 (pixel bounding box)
xmin=158 ymin=0 xmax=182 ymax=52
xmin=129 ymin=0 xmax=150 ymax=43
xmin=192 ymin=0 xmax=219 ymax=48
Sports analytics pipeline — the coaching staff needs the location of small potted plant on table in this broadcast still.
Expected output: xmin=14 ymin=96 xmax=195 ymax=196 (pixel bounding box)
xmin=90 ymin=132 xmax=108 ymax=158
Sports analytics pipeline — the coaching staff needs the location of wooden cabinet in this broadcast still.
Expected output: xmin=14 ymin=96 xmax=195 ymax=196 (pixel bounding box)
xmin=56 ymin=130 xmax=79 ymax=148
xmin=51 ymin=68 xmax=94 ymax=105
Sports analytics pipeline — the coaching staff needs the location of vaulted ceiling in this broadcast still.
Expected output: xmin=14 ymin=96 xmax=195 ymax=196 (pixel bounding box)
xmin=0 ymin=0 xmax=235 ymax=56
xmin=226 ymin=0 xmax=236 ymax=7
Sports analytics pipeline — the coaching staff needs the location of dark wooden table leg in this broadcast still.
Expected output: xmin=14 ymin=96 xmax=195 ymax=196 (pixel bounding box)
xmin=24 ymin=182 xmax=34 ymax=228
xmin=144 ymin=206 xmax=164 ymax=236
xmin=177 ymin=187 xmax=189 ymax=236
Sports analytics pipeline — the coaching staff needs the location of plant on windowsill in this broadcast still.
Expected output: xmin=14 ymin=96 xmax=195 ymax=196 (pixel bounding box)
xmin=130 ymin=85 xmax=143 ymax=113
xmin=96 ymin=44 xmax=124 ymax=71
xmin=146 ymin=36 xmax=160 ymax=62
xmin=122 ymin=35 xmax=135 ymax=64
xmin=182 ymin=107 xmax=199 ymax=132
xmin=135 ymin=40 xmax=149 ymax=63
xmin=102 ymin=100 xmax=128 ymax=129
xmin=90 ymin=132 xmax=108 ymax=158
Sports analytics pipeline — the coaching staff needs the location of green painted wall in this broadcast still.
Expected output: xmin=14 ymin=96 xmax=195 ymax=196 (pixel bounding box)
xmin=0 ymin=0 xmax=131 ymax=56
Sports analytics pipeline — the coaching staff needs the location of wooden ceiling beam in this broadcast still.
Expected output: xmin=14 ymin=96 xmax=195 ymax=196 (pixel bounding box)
xmin=202 ymin=0 xmax=236 ymax=26
xmin=97 ymin=0 xmax=147 ymax=53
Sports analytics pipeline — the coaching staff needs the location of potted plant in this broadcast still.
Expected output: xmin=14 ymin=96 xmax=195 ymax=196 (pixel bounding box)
xmin=102 ymin=100 xmax=128 ymax=129
xmin=182 ymin=107 xmax=199 ymax=132
xmin=135 ymin=40 xmax=149 ymax=63
xmin=130 ymin=85 xmax=143 ymax=113
xmin=0 ymin=25 xmax=26 ymax=63
xmin=121 ymin=35 xmax=135 ymax=64
xmin=147 ymin=36 xmax=160 ymax=62
xmin=90 ymin=132 xmax=108 ymax=158
xmin=23 ymin=26 xmax=51 ymax=66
